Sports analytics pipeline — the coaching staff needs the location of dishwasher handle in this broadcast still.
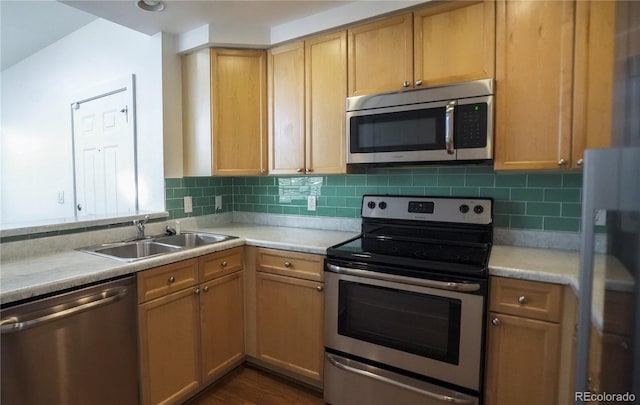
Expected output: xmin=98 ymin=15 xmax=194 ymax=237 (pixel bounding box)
xmin=0 ymin=286 xmax=130 ymax=334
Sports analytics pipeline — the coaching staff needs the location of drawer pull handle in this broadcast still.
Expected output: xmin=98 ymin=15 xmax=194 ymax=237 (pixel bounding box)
xmin=168 ymin=276 xmax=176 ymax=283
xmin=316 ymin=286 xmax=324 ymax=292
xmin=284 ymin=261 xmax=292 ymax=268
xmin=491 ymin=318 xmax=501 ymax=326
xmin=518 ymin=296 xmax=527 ymax=305
xmin=221 ymin=261 xmax=228 ymax=267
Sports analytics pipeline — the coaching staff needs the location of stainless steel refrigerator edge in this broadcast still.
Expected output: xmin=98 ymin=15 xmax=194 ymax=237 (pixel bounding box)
xmin=574 ymin=3 xmax=640 ymax=402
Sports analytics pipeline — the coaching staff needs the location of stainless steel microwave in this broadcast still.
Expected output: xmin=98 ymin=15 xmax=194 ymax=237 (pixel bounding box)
xmin=346 ymin=79 xmax=494 ymax=166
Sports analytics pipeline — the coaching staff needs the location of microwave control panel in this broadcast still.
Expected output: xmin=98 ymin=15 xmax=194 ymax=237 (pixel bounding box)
xmin=455 ymin=103 xmax=488 ymax=149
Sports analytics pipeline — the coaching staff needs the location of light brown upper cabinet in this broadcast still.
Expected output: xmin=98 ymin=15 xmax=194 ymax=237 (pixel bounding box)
xmin=182 ymin=49 xmax=267 ymax=176
xmin=305 ymin=31 xmax=347 ymax=175
xmin=268 ymin=31 xmax=347 ymax=175
xmin=572 ymin=0 xmax=615 ymax=168
xmin=495 ymin=0 xmax=615 ymax=170
xmin=414 ymin=0 xmax=495 ymax=87
xmin=348 ymin=1 xmax=495 ymax=96
xmin=348 ymin=14 xmax=413 ymax=96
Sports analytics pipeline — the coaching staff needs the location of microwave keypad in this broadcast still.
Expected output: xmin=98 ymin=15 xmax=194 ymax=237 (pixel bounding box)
xmin=455 ymin=103 xmax=488 ymax=149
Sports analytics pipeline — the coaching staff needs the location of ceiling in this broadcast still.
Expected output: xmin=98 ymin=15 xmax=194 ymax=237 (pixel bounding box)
xmin=0 ymin=1 xmax=97 ymax=71
xmin=62 ymin=0 xmax=352 ymax=36
xmin=0 ymin=0 xmax=354 ymax=71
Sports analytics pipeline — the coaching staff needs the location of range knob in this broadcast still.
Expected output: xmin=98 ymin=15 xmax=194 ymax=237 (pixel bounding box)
xmin=459 ymin=204 xmax=470 ymax=214
xmin=474 ymin=205 xmax=484 ymax=214
xmin=379 ymin=201 xmax=387 ymax=210
xmin=367 ymin=201 xmax=376 ymax=209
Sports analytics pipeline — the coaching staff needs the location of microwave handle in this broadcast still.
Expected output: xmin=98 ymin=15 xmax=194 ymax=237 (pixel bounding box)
xmin=445 ymin=100 xmax=456 ymax=155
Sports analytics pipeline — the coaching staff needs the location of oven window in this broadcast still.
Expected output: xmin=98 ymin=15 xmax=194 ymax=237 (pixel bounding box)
xmin=350 ymin=107 xmax=445 ymax=153
xmin=337 ymin=281 xmax=461 ymax=365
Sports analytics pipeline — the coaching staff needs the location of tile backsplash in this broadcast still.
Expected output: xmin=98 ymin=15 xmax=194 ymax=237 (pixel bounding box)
xmin=166 ymin=165 xmax=585 ymax=233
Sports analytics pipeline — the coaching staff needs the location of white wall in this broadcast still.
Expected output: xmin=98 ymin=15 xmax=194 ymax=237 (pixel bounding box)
xmin=1 ymin=18 xmax=165 ymax=225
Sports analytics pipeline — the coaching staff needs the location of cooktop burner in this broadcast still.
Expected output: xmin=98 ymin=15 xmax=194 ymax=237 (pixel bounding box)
xmin=326 ymin=195 xmax=494 ymax=278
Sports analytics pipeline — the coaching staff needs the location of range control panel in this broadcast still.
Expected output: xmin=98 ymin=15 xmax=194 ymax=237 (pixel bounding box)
xmin=361 ymin=195 xmax=493 ymax=225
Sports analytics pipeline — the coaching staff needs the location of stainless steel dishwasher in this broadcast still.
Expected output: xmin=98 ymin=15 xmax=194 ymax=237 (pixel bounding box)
xmin=1 ymin=275 xmax=138 ymax=405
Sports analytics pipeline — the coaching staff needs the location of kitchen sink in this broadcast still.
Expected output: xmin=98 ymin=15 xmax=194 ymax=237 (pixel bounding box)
xmin=153 ymin=232 xmax=234 ymax=247
xmin=77 ymin=232 xmax=237 ymax=262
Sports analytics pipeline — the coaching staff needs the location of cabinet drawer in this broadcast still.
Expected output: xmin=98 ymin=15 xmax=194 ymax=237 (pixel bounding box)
xmin=199 ymin=247 xmax=244 ymax=282
xmin=602 ymin=290 xmax=633 ymax=336
xmin=256 ymin=248 xmax=323 ymax=282
xmin=489 ymin=277 xmax=563 ymax=322
xmin=137 ymin=259 xmax=199 ymax=303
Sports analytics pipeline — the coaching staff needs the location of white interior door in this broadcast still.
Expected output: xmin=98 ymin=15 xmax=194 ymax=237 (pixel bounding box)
xmin=72 ymin=88 xmax=136 ymax=217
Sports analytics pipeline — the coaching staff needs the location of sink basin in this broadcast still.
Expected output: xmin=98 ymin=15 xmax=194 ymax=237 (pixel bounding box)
xmin=153 ymin=232 xmax=235 ymax=248
xmin=77 ymin=231 xmax=237 ymax=262
xmin=81 ymin=240 xmax=181 ymax=262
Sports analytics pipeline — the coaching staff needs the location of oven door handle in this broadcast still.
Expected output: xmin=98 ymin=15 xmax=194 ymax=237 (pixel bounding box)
xmin=327 ymin=353 xmax=476 ymax=404
xmin=326 ymin=263 xmax=481 ymax=292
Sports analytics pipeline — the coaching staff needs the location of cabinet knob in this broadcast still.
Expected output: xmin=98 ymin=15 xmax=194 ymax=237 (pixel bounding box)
xmin=577 ymin=158 xmax=584 ymax=166
xmin=305 ymin=168 xmax=313 ymax=173
xmin=518 ymin=295 xmax=528 ymax=305
xmin=221 ymin=261 xmax=228 ymax=268
xmin=284 ymin=261 xmax=292 ymax=268
xmin=415 ymin=80 xmax=423 ymax=86
xmin=402 ymin=81 xmax=410 ymax=88
xmin=491 ymin=318 xmax=501 ymax=326
xmin=296 ymin=168 xmax=303 ymax=173
xmin=317 ymin=286 xmax=324 ymax=292
xmin=261 ymin=168 xmax=267 ymax=174
xmin=203 ymin=286 xmax=209 ymax=293
xmin=558 ymin=158 xmax=567 ymax=166
xmin=194 ymin=288 xmax=200 ymax=295
xmin=168 ymin=276 xmax=176 ymax=283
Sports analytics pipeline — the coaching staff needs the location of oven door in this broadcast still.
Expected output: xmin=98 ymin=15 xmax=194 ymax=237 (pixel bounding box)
xmin=346 ymin=100 xmax=455 ymax=164
xmin=324 ymin=263 xmax=485 ymax=392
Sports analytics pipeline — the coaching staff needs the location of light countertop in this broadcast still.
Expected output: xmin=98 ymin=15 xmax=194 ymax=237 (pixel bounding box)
xmin=1 ymin=223 xmax=633 ymax=333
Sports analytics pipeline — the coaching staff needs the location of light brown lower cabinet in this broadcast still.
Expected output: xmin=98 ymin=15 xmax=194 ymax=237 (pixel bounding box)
xmin=139 ymin=283 xmax=201 ymax=405
xmin=137 ymin=248 xmax=245 ymax=405
xmin=485 ymin=277 xmax=576 ymax=405
xmin=485 ymin=311 xmax=561 ymax=405
xmin=245 ymin=247 xmax=325 ymax=387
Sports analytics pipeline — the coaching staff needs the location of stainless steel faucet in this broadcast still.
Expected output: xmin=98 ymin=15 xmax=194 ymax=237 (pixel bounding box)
xmin=133 ymin=215 xmax=150 ymax=239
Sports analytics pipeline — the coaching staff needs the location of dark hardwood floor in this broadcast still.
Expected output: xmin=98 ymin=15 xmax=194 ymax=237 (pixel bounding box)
xmin=186 ymin=366 xmax=324 ymax=405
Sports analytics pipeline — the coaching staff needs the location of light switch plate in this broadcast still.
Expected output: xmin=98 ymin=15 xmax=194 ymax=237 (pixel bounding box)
xmin=215 ymin=195 xmax=222 ymax=210
xmin=595 ymin=209 xmax=606 ymax=226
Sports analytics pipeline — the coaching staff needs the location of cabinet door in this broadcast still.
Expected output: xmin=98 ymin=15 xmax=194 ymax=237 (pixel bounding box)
xmin=268 ymin=41 xmax=305 ymax=175
xmin=348 ymin=14 xmax=413 ymax=96
xmin=485 ymin=312 xmax=560 ymax=405
xmin=138 ymin=287 xmax=201 ymax=405
xmin=200 ymin=271 xmax=245 ymax=383
xmin=305 ymin=31 xmax=347 ymax=175
xmin=212 ymin=49 xmax=267 ymax=176
xmin=256 ymin=271 xmax=324 ymax=382
xmin=572 ymin=0 xmax=615 ymax=168
xmin=494 ymin=0 xmax=575 ymax=170
xmin=414 ymin=0 xmax=495 ymax=87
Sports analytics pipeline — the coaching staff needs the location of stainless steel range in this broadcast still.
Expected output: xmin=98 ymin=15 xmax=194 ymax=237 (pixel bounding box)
xmin=324 ymin=195 xmax=493 ymax=405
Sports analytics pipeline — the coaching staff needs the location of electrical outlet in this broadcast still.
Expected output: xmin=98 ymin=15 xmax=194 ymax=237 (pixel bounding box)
xmin=57 ymin=190 xmax=64 ymax=204
xmin=215 ymin=195 xmax=222 ymax=211
xmin=595 ymin=209 xmax=606 ymax=226
xmin=307 ymin=195 xmax=317 ymax=211
xmin=184 ymin=196 xmax=193 ymax=213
